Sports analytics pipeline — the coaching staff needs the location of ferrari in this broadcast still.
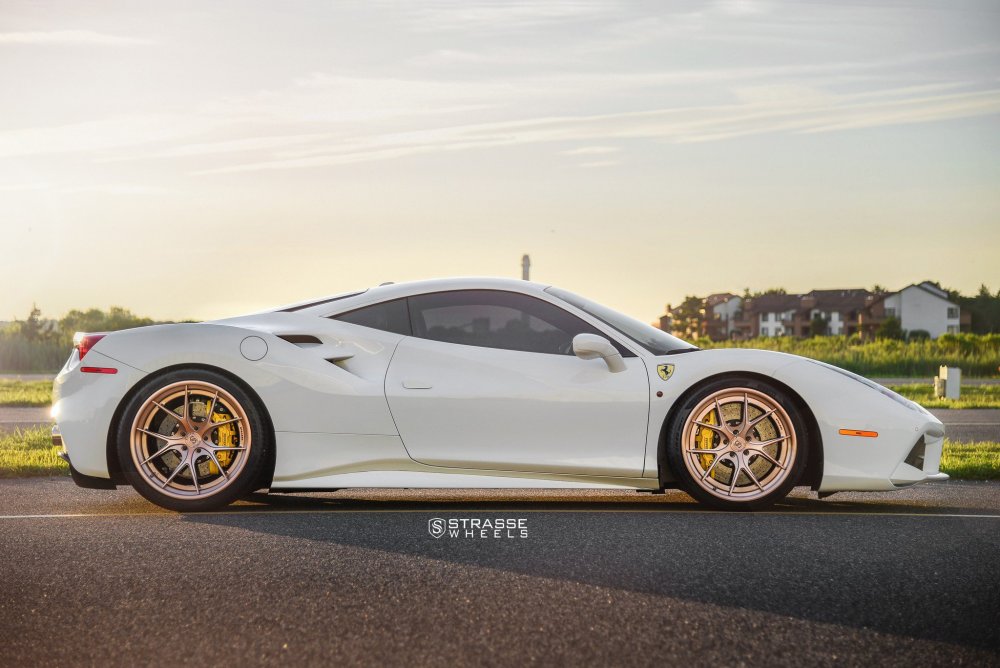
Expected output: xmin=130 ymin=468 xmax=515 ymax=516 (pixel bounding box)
xmin=51 ymin=277 xmax=947 ymax=511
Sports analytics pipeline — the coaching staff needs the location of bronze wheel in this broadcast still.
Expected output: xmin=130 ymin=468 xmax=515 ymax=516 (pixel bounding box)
xmin=665 ymin=378 xmax=807 ymax=510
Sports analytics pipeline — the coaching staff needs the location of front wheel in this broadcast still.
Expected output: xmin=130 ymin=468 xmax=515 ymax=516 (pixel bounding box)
xmin=117 ymin=369 xmax=269 ymax=512
xmin=665 ymin=378 xmax=808 ymax=510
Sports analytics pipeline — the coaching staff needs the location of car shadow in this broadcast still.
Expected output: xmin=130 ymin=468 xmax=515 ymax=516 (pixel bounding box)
xmin=183 ymin=488 xmax=1000 ymax=651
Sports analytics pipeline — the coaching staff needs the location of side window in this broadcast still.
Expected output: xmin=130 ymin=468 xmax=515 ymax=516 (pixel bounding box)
xmin=331 ymin=298 xmax=411 ymax=335
xmin=407 ymin=290 xmax=632 ymax=356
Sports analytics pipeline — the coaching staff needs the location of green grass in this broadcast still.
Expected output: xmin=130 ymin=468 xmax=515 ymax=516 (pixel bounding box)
xmin=0 ymin=427 xmax=68 ymax=478
xmin=940 ymin=441 xmax=1000 ymax=480
xmin=0 ymin=379 xmax=53 ymax=407
xmin=697 ymin=333 xmax=1000 ymax=378
xmin=889 ymin=384 xmax=1000 ymax=409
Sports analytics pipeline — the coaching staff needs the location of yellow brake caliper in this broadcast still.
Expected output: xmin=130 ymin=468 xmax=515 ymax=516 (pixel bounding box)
xmin=206 ymin=411 xmax=236 ymax=475
xmin=697 ymin=407 xmax=720 ymax=479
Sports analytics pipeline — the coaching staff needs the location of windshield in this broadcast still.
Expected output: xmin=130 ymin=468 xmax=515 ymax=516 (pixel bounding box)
xmin=545 ymin=286 xmax=697 ymax=356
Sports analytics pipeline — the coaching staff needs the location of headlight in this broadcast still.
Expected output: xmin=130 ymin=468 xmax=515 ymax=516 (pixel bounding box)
xmin=806 ymin=359 xmax=929 ymax=415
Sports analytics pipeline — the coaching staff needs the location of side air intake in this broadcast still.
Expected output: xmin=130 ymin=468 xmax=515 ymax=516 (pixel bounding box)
xmin=277 ymin=334 xmax=322 ymax=346
xmin=904 ymin=436 xmax=926 ymax=471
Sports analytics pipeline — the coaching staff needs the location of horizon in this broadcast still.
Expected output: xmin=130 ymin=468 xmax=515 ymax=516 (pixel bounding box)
xmin=2 ymin=0 xmax=998 ymax=323
xmin=3 ymin=274 xmax=992 ymax=326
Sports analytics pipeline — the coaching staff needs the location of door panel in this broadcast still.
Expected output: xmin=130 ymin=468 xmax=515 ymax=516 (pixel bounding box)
xmin=385 ymin=337 xmax=649 ymax=476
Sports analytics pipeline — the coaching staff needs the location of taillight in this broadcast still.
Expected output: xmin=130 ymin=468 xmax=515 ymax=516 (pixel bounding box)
xmin=74 ymin=332 xmax=107 ymax=361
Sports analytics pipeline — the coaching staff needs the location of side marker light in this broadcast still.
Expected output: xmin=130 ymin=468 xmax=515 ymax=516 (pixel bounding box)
xmin=839 ymin=429 xmax=878 ymax=438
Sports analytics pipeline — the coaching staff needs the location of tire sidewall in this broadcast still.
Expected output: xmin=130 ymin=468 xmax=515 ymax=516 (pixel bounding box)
xmin=664 ymin=376 xmax=808 ymax=511
xmin=117 ymin=368 xmax=268 ymax=512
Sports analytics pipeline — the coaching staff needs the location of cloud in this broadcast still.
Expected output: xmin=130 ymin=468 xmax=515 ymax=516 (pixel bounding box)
xmin=193 ymin=85 xmax=1000 ymax=174
xmin=563 ymin=146 xmax=620 ymax=155
xmin=60 ymin=184 xmax=166 ymax=195
xmin=0 ymin=182 xmax=50 ymax=192
xmin=0 ymin=115 xmax=220 ymax=159
xmin=398 ymin=0 xmax=616 ymax=31
xmin=579 ymin=160 xmax=620 ymax=168
xmin=0 ymin=30 xmax=154 ymax=46
xmin=1 ymin=40 xmax=996 ymax=175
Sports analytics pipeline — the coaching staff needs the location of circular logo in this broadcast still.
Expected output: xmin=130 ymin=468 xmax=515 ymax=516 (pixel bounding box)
xmin=731 ymin=438 xmax=746 ymax=451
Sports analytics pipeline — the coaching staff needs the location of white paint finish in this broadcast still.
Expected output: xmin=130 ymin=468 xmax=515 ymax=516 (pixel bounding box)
xmin=273 ymin=470 xmax=657 ymax=490
xmin=385 ymin=336 xmax=649 ymax=476
xmin=95 ymin=319 xmax=403 ymax=436
xmin=50 ymin=276 xmax=949 ymax=501
xmin=923 ymin=434 xmax=944 ymax=476
xmin=52 ymin=349 xmax=148 ymax=477
xmin=239 ymin=335 xmax=267 ymax=361
xmin=271 ymin=432 xmax=412 ymax=482
xmin=771 ymin=360 xmax=944 ymax=492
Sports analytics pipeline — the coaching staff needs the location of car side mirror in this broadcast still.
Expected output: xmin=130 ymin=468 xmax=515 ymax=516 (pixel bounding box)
xmin=572 ymin=333 xmax=626 ymax=373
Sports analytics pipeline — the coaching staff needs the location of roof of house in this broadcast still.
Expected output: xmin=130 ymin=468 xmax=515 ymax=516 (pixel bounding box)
xmin=747 ymin=293 xmax=802 ymax=312
xmin=806 ymin=288 xmax=873 ymax=311
xmin=705 ymin=293 xmax=738 ymax=307
xmin=867 ymin=281 xmax=957 ymax=308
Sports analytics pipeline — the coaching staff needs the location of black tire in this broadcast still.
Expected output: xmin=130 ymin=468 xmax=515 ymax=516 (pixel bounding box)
xmin=116 ymin=368 xmax=270 ymax=512
xmin=664 ymin=376 xmax=808 ymax=511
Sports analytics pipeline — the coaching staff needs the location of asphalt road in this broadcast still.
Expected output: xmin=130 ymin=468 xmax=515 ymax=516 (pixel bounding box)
xmin=1 ymin=480 xmax=998 ymax=666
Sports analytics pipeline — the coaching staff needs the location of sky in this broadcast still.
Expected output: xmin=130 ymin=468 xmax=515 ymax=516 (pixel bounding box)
xmin=1 ymin=0 xmax=999 ymax=323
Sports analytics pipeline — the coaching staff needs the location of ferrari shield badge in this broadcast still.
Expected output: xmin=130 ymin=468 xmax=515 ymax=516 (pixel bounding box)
xmin=657 ymin=364 xmax=675 ymax=381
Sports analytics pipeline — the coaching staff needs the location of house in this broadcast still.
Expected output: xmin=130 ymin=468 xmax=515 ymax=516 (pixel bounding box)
xmin=704 ymin=293 xmax=741 ymax=340
xmin=741 ymin=293 xmax=804 ymax=338
xmin=800 ymin=289 xmax=874 ymax=336
xmin=860 ymin=282 xmax=968 ymax=339
xmin=658 ymin=281 xmax=968 ymax=340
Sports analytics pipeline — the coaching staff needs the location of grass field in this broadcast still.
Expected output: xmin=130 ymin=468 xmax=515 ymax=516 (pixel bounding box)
xmin=1 ymin=426 xmax=996 ymax=480
xmin=940 ymin=441 xmax=1000 ymax=480
xmin=0 ymin=428 xmax=66 ymax=477
xmin=888 ymin=384 xmax=1000 ymax=409
xmin=0 ymin=379 xmax=52 ymax=407
xmin=698 ymin=334 xmax=1000 ymax=378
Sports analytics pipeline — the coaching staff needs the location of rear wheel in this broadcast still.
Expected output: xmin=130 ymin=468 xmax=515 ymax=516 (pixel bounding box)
xmin=117 ymin=369 xmax=269 ymax=512
xmin=665 ymin=378 xmax=807 ymax=510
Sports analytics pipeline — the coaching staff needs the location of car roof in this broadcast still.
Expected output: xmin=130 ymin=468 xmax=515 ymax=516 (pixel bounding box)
xmin=274 ymin=277 xmax=555 ymax=316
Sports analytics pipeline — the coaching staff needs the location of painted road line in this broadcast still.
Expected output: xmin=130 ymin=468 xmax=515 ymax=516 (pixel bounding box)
xmin=1 ymin=510 xmax=999 ymax=519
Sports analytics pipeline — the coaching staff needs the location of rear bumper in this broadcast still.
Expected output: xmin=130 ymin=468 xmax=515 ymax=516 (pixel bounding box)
xmin=54 ymin=438 xmax=117 ymax=490
xmin=52 ymin=349 xmax=146 ymax=479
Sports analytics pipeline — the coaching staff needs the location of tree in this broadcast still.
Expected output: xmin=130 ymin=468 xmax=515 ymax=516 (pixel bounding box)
xmin=671 ymin=295 xmax=705 ymax=339
xmin=59 ymin=307 xmax=154 ymax=341
xmin=809 ymin=314 xmax=828 ymax=337
xmin=876 ymin=316 xmax=904 ymax=340
xmin=18 ymin=304 xmax=43 ymax=341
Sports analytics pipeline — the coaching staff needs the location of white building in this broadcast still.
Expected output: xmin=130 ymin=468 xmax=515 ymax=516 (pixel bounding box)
xmin=880 ymin=282 xmax=962 ymax=338
xmin=705 ymin=293 xmax=742 ymax=339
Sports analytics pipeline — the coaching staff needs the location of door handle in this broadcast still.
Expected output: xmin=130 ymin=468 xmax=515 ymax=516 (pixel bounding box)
xmin=402 ymin=380 xmax=433 ymax=390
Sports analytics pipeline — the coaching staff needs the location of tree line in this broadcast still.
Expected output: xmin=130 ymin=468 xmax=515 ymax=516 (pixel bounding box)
xmin=1 ymin=306 xmax=159 ymax=372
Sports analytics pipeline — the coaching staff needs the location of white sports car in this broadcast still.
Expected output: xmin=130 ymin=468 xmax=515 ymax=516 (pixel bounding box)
xmin=52 ymin=277 xmax=947 ymax=511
